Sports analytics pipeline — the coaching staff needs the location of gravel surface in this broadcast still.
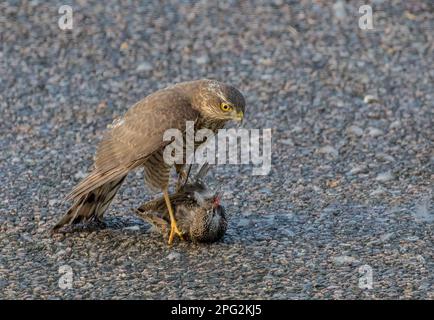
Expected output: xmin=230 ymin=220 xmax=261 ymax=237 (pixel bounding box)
xmin=1 ymin=0 xmax=433 ymax=299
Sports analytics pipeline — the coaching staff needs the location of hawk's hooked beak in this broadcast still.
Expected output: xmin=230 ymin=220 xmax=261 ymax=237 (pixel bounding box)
xmin=233 ymin=110 xmax=244 ymax=122
xmin=237 ymin=110 xmax=244 ymax=121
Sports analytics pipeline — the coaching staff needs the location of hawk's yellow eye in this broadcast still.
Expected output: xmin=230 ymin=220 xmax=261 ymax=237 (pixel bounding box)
xmin=220 ymin=103 xmax=232 ymax=112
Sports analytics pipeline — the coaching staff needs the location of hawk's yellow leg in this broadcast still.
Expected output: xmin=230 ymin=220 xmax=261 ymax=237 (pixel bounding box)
xmin=163 ymin=189 xmax=184 ymax=244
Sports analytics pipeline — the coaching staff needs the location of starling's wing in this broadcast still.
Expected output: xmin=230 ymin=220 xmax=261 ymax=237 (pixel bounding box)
xmin=135 ymin=193 xmax=193 ymax=236
xmin=136 ymin=192 xmax=191 ymax=215
xmin=67 ymin=88 xmax=199 ymax=200
xmin=175 ymin=204 xmax=197 ymax=233
xmin=139 ymin=212 xmax=170 ymax=235
xmin=136 ymin=197 xmax=167 ymax=214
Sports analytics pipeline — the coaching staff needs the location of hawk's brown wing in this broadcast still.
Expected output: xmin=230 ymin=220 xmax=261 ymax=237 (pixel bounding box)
xmin=66 ymin=88 xmax=199 ymax=200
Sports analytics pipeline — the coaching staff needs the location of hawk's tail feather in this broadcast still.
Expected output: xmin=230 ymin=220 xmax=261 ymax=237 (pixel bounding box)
xmin=65 ymin=166 xmax=134 ymax=201
xmin=52 ymin=176 xmax=126 ymax=232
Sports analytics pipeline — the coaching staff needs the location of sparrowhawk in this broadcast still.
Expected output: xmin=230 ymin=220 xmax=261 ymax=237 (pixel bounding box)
xmin=53 ymin=79 xmax=245 ymax=244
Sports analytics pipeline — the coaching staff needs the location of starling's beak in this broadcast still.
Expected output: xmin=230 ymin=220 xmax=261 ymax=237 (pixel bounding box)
xmin=212 ymin=192 xmax=222 ymax=208
xmin=212 ymin=187 xmax=223 ymax=209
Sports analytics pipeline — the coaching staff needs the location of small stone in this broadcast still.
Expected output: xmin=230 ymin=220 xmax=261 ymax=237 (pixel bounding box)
xmin=370 ymin=188 xmax=387 ymax=196
xmin=379 ymin=233 xmax=394 ymax=242
xmin=332 ymin=256 xmax=359 ymax=265
xmin=237 ymin=218 xmax=250 ymax=227
xmin=347 ymin=125 xmax=363 ymax=137
xmin=416 ymin=255 xmax=425 ymax=264
xmin=136 ymin=62 xmax=153 ymax=72
xmin=291 ymin=126 xmax=303 ymax=133
xmin=376 ymin=153 xmax=395 ymax=162
xmin=96 ymin=101 xmax=107 ymax=112
xmin=281 ymin=229 xmax=295 ymax=238
xmin=82 ymin=283 xmax=94 ymax=290
xmin=21 ymin=233 xmax=33 ymax=242
xmin=349 ymin=165 xmax=368 ymax=175
xmin=259 ymin=58 xmax=273 ymax=66
xmin=55 ymin=249 xmax=66 ymax=257
xmin=312 ymin=185 xmax=321 ymax=192
xmin=36 ymin=227 xmax=46 ymax=234
xmin=279 ymin=138 xmax=294 ymax=146
xmin=413 ymin=200 xmax=434 ymax=222
xmin=259 ymin=187 xmax=272 ymax=195
xmin=366 ymin=127 xmax=383 ymax=137
xmin=74 ymin=170 xmax=87 ymax=180
xmin=167 ymin=252 xmax=181 ymax=260
xmin=375 ymin=172 xmax=394 ymax=182
xmin=326 ymin=179 xmax=340 ymax=188
xmin=317 ymin=145 xmax=339 ymax=158
xmin=363 ymin=95 xmax=380 ymax=104
xmin=389 ymin=120 xmax=401 ymax=129
xmin=196 ymin=55 xmax=209 ymax=65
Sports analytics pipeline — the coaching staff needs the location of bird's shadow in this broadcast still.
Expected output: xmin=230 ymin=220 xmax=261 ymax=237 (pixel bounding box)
xmin=52 ymin=211 xmax=294 ymax=247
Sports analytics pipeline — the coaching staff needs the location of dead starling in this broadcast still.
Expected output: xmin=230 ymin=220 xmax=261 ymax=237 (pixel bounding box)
xmin=135 ymin=164 xmax=227 ymax=243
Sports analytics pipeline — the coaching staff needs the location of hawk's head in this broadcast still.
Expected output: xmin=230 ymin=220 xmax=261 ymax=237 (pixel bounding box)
xmin=195 ymin=80 xmax=246 ymax=122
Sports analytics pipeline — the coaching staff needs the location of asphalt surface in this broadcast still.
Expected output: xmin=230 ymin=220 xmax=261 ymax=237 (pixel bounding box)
xmin=1 ymin=0 xmax=433 ymax=299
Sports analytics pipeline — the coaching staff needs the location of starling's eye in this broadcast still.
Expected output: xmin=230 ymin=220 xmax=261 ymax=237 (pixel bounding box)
xmin=220 ymin=103 xmax=232 ymax=112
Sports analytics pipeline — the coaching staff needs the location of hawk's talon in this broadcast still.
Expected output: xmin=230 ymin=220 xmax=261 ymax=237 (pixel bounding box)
xmin=168 ymin=223 xmax=184 ymax=244
xmin=163 ymin=188 xmax=184 ymax=245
